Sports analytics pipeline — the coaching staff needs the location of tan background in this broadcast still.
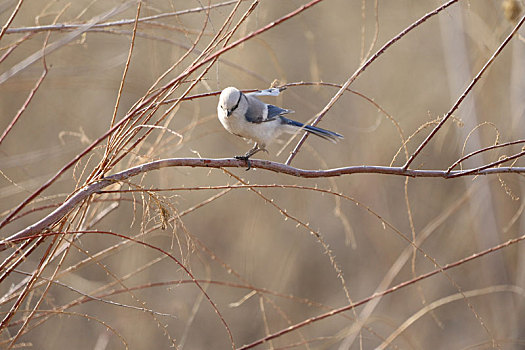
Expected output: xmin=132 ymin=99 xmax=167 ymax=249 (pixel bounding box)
xmin=1 ymin=1 xmax=524 ymax=349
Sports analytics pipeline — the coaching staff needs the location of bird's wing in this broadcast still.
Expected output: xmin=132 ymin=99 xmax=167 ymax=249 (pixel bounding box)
xmin=267 ymin=105 xmax=293 ymax=120
xmin=244 ymin=96 xmax=268 ymax=123
xmin=244 ymin=94 xmax=294 ymax=123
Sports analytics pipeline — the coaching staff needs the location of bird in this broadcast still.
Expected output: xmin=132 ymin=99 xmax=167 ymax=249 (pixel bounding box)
xmin=217 ymin=86 xmax=343 ymax=168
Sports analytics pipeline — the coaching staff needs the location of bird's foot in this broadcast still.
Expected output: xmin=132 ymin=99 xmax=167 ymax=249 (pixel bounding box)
xmin=234 ymin=155 xmax=252 ymax=171
xmin=234 ymin=145 xmax=267 ymax=171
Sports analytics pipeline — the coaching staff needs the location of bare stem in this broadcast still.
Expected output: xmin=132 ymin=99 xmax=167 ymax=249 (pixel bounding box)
xmin=2 ymin=157 xmax=525 ymax=251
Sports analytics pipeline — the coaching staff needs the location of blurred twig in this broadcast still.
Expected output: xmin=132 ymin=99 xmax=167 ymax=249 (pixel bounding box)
xmin=2 ymin=0 xmax=244 ymax=34
xmin=0 ymin=1 xmax=135 ymax=84
xmin=378 ymin=285 xmax=525 ymax=350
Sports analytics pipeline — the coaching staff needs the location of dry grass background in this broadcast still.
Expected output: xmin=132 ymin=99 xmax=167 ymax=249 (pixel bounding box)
xmin=1 ymin=0 xmax=525 ymax=349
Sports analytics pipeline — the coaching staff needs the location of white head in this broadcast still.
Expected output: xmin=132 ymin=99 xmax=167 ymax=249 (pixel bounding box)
xmin=218 ymin=87 xmax=246 ymax=117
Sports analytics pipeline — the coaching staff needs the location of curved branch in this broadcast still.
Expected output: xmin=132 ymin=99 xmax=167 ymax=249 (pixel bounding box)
xmin=2 ymin=157 xmax=525 ymax=251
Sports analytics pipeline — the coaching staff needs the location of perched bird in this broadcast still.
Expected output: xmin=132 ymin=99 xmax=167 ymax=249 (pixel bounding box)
xmin=217 ymin=87 xmax=343 ymax=166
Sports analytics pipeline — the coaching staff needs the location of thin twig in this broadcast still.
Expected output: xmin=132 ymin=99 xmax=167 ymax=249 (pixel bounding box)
xmin=0 ymin=0 xmax=324 ymax=231
xmin=448 ymin=148 xmax=525 ymax=178
xmin=0 ymin=68 xmax=47 ymax=145
xmin=447 ymin=139 xmax=525 ymax=172
xmin=109 ymin=2 xmax=141 ymax=129
xmin=0 ymin=1 xmax=135 ymax=85
xmin=0 ymin=0 xmax=24 ymax=42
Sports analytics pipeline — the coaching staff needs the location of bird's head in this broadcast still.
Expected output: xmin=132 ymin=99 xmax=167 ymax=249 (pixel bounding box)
xmin=218 ymin=87 xmax=244 ymax=117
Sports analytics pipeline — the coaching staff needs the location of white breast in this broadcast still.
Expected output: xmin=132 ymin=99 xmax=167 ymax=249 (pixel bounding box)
xmin=217 ymin=106 xmax=233 ymax=134
xmin=218 ymin=107 xmax=282 ymax=147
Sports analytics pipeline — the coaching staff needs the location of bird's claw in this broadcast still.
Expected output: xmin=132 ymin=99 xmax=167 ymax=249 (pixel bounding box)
xmin=234 ymin=155 xmax=252 ymax=171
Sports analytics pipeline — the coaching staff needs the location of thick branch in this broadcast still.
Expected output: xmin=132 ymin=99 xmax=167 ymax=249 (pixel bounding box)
xmin=1 ymin=157 xmax=525 ymax=251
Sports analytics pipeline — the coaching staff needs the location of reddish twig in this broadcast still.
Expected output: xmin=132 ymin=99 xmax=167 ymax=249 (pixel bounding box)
xmin=0 ymin=0 xmax=24 ymax=42
xmin=0 ymin=68 xmax=47 ymax=145
xmin=0 ymin=100 xmax=135 ymax=231
xmin=109 ymin=2 xmax=141 ymax=129
xmin=168 ymin=0 xmax=326 ymax=89
xmin=0 ymin=33 xmax=32 ymax=64
xmin=7 ymin=230 xmax=235 ymax=348
xmin=0 ymin=236 xmax=56 ymax=332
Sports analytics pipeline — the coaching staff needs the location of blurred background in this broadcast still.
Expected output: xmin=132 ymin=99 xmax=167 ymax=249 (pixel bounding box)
xmin=1 ymin=0 xmax=525 ymax=348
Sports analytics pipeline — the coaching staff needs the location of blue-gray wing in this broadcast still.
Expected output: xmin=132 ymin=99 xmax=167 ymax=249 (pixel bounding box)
xmin=244 ymin=93 xmax=294 ymax=123
xmin=267 ymin=104 xmax=293 ymax=120
xmin=244 ymin=96 xmax=268 ymax=123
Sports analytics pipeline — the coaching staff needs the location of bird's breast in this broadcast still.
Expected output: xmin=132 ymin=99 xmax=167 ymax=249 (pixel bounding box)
xmin=218 ymin=109 xmax=239 ymax=135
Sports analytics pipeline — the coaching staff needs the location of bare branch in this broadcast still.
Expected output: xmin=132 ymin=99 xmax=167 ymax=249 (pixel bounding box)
xmin=2 ymin=157 xmax=525 ymax=251
xmin=0 ymin=1 xmax=135 ymax=84
xmin=0 ymin=0 xmax=325 ymax=231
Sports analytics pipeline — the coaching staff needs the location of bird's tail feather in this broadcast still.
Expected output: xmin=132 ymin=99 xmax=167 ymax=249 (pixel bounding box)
xmin=281 ymin=117 xmax=343 ymax=143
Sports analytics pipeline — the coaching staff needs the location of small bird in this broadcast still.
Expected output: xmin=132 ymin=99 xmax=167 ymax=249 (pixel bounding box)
xmin=217 ymin=86 xmax=343 ymax=167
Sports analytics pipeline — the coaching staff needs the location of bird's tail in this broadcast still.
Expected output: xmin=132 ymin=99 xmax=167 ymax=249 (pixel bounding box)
xmin=281 ymin=117 xmax=343 ymax=143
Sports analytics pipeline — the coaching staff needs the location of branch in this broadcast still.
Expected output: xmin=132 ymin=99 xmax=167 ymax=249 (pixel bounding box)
xmin=447 ymin=138 xmax=525 ymax=172
xmin=0 ymin=0 xmax=24 ymax=42
xmin=2 ymin=157 xmax=525 ymax=251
